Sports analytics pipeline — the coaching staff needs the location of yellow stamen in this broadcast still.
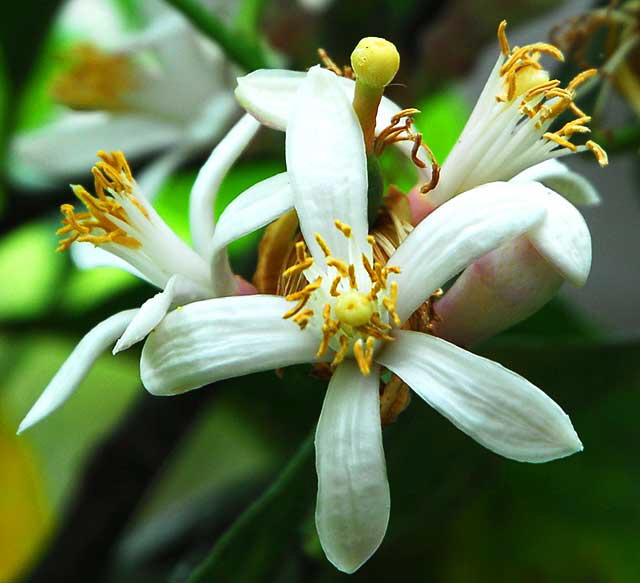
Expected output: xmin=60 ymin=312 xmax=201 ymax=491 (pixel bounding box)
xmin=326 ymin=257 xmax=349 ymax=277
xmin=52 ymin=43 xmax=135 ymax=111
xmin=331 ymin=335 xmax=350 ymax=368
xmin=282 ymin=258 xmax=314 ymax=278
xmin=497 ymin=20 xmax=509 ymax=56
xmin=334 ymin=220 xmax=352 ymax=238
xmin=315 ymin=234 xmax=332 ymax=257
xmin=56 ymin=151 xmax=143 ymax=252
xmin=543 ymin=132 xmax=578 ymax=151
xmin=330 ymin=275 xmax=342 ymax=297
xmin=382 ymin=281 xmax=401 ymax=326
xmin=348 ymin=264 xmax=357 ymax=289
xmin=367 ymin=235 xmax=375 ymax=246
xmin=293 ymin=309 xmax=314 ymax=330
xmin=586 ymin=140 xmax=609 ymax=167
xmin=353 ymin=337 xmax=375 ymax=375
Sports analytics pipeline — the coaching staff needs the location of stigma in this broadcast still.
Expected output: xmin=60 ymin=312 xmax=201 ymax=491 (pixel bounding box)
xmin=282 ymin=221 xmax=401 ymax=376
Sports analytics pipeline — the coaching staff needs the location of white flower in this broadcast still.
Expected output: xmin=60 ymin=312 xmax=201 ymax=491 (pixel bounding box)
xmin=10 ymin=0 xmax=237 ymax=194
xmin=17 ymin=113 xmax=265 ymax=433
xmin=140 ymin=67 xmax=582 ymax=573
xmin=400 ymin=21 xmax=608 ymax=345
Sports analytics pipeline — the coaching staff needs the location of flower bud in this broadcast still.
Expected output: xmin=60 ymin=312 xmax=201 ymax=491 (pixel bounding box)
xmin=433 ymin=235 xmax=563 ymax=347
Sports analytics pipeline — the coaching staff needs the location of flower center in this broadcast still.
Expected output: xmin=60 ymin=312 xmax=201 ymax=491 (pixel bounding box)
xmin=335 ymin=290 xmax=374 ymax=327
xmin=52 ymin=44 xmax=136 ymax=111
xmin=282 ymin=221 xmax=401 ymax=376
xmin=57 ymin=151 xmax=147 ymax=252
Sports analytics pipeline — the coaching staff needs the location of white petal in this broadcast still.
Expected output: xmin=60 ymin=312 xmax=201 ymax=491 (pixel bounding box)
xmin=512 ymin=159 xmax=601 ymax=206
xmin=113 ymin=275 xmax=207 ymax=354
xmin=377 ymin=330 xmax=583 ymax=462
xmin=70 ymin=242 xmax=148 ymax=281
xmin=17 ymin=309 xmax=139 ymax=433
xmin=140 ymin=295 xmax=319 ymax=395
xmin=189 ymin=114 xmax=261 ymax=255
xmin=235 ymin=68 xmax=431 ymax=185
xmin=526 ymin=186 xmax=591 ymax=286
xmin=390 ymin=182 xmax=547 ymax=323
xmin=286 ymin=66 xmax=368 ymax=263
xmin=235 ymin=69 xmax=307 ymax=129
xmin=315 ymin=360 xmax=389 ymax=573
xmin=208 ymin=173 xmax=294 ymax=297
xmin=9 ymin=112 xmax=182 ymax=186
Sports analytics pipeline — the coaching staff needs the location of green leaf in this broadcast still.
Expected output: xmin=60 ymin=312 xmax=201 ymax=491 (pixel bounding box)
xmin=188 ymin=433 xmax=315 ymax=583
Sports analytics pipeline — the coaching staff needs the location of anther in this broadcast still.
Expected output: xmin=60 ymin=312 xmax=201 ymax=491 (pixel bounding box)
xmin=334 ymin=220 xmax=352 ymax=238
xmin=315 ymin=234 xmax=332 ymax=257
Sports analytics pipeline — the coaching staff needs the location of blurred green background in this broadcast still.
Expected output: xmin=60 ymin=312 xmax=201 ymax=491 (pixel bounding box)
xmin=1 ymin=0 xmax=640 ymax=581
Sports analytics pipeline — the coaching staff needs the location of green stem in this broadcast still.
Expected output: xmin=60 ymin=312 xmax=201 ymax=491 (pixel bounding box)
xmin=188 ymin=432 xmax=315 ymax=582
xmin=165 ymin=0 xmax=269 ymax=71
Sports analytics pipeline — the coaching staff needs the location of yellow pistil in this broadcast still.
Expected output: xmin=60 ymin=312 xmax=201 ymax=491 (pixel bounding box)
xmin=52 ymin=44 xmax=136 ymax=111
xmin=351 ymin=37 xmax=400 ymax=153
xmin=496 ymin=21 xmax=607 ymax=166
xmin=335 ymin=291 xmax=375 ymax=327
xmin=56 ymin=150 xmax=144 ymax=252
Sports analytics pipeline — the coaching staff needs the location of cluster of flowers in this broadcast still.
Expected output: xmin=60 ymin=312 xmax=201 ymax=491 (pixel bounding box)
xmin=18 ymin=21 xmax=606 ymax=574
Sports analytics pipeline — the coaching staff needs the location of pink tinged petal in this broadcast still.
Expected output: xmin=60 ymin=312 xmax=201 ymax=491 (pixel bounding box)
xmin=140 ymin=295 xmax=320 ymax=396
xmin=17 ymin=309 xmax=139 ymax=434
xmin=511 ymin=160 xmax=601 ymax=206
xmin=526 ymin=186 xmax=591 ymax=286
xmin=377 ymin=330 xmax=583 ymax=463
xmin=189 ymin=114 xmax=261 ymax=255
xmin=286 ymin=66 xmax=368 ymax=263
xmin=434 ymin=235 xmax=563 ymax=347
xmin=208 ymin=173 xmax=294 ymax=297
xmin=113 ymin=275 xmax=208 ymax=354
xmin=9 ymin=112 xmax=182 ymax=187
xmin=315 ymin=360 xmax=389 ymax=574
xmin=389 ymin=182 xmax=547 ymax=324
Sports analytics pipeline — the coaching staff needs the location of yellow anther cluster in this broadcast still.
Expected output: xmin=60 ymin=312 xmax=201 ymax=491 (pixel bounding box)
xmin=57 ymin=151 xmax=146 ymax=252
xmin=496 ymin=20 xmax=607 ymax=166
xmin=282 ymin=221 xmax=402 ymax=375
xmin=52 ymin=44 xmax=135 ymax=111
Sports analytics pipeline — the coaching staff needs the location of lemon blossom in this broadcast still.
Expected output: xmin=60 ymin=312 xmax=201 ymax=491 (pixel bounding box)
xmin=399 ymin=21 xmax=608 ymax=346
xmin=139 ymin=66 xmax=583 ymax=574
xmin=10 ymin=0 xmax=237 ymax=193
xmin=17 ymin=114 xmax=265 ymax=433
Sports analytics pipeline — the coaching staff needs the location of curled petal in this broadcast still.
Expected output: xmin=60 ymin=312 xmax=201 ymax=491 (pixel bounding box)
xmin=526 ymin=186 xmax=591 ymax=286
xmin=17 ymin=309 xmax=139 ymax=434
xmin=377 ymin=330 xmax=583 ymax=463
xmin=189 ymin=113 xmax=261 ymax=255
xmin=512 ymin=159 xmax=601 ymax=206
xmin=390 ymin=182 xmax=547 ymax=323
xmin=141 ymin=295 xmax=320 ymax=395
xmin=113 ymin=275 xmax=208 ymax=354
xmin=315 ymin=360 xmax=389 ymax=573
xmin=209 ymin=172 xmax=294 ymax=297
